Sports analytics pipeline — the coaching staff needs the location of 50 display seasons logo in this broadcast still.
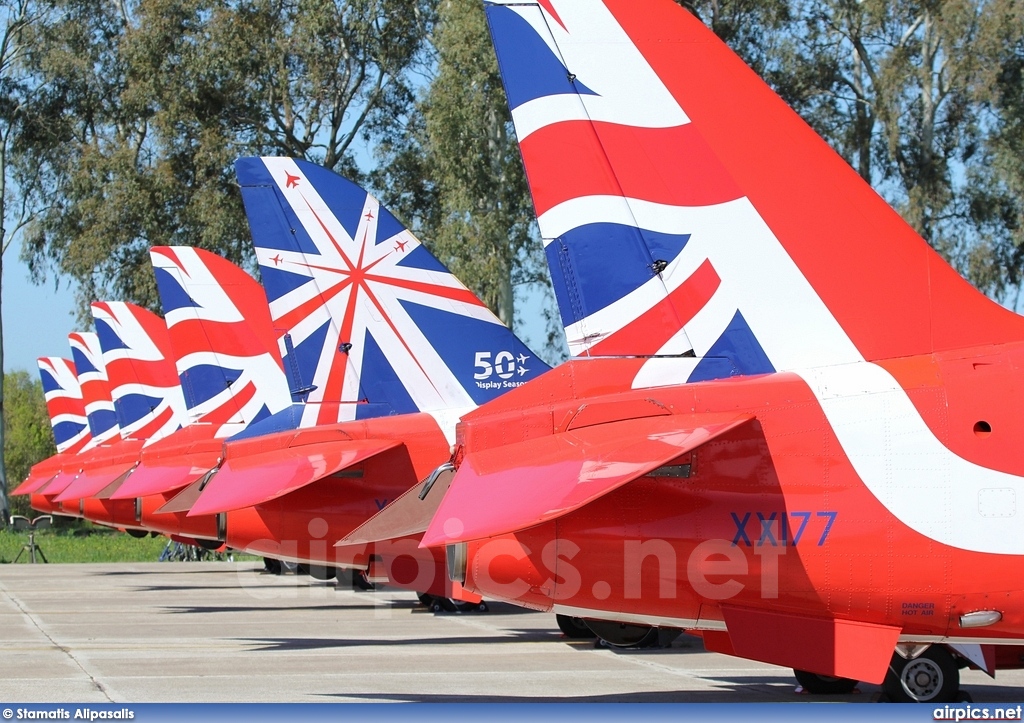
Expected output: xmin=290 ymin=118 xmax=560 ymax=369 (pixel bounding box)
xmin=473 ymin=351 xmax=531 ymax=390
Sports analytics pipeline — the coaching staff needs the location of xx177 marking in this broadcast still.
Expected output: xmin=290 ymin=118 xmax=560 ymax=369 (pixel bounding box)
xmin=731 ymin=511 xmax=837 ymax=547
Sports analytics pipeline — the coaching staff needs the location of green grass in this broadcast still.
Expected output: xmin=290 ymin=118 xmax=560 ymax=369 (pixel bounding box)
xmin=0 ymin=527 xmax=258 ymax=564
xmin=0 ymin=527 xmax=168 ymax=563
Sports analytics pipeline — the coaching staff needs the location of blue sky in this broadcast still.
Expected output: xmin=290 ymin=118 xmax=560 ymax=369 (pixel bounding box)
xmin=2 ymin=254 xmax=79 ymax=374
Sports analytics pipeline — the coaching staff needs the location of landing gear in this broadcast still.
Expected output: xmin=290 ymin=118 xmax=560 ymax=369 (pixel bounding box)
xmin=263 ymin=557 xmax=282 ymax=574
xmin=585 ymin=620 xmax=660 ymax=648
xmin=297 ymin=563 xmax=337 ymax=581
xmin=884 ymin=646 xmax=960 ymax=703
xmin=793 ymin=669 xmax=858 ymax=695
xmin=431 ymin=597 xmax=488 ymax=613
xmin=125 ymin=528 xmax=148 ymax=539
xmin=556 ymin=614 xmax=596 ymax=639
xmin=417 ymin=593 xmax=488 ymax=612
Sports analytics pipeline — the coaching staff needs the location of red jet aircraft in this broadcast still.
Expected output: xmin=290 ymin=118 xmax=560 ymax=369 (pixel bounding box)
xmin=361 ymin=0 xmax=1024 ymax=703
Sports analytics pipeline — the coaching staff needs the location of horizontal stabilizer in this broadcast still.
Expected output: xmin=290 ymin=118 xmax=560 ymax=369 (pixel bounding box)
xmin=422 ymin=412 xmax=753 ymax=546
xmin=155 ymin=478 xmax=206 ymax=515
xmin=12 ymin=457 xmax=62 ymax=496
xmin=187 ymin=439 xmax=401 ymax=516
xmin=337 ymin=465 xmax=454 ymax=547
xmin=53 ymin=461 xmax=138 ymax=502
xmin=12 ymin=473 xmax=57 ymax=496
xmin=36 ymin=469 xmax=85 ymax=498
xmin=110 ymin=456 xmax=220 ymax=499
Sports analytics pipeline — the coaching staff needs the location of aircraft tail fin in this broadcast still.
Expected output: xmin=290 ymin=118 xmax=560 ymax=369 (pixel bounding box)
xmin=67 ymin=332 xmax=119 ymax=449
xmin=484 ymin=0 xmax=1024 ymax=379
xmin=36 ymin=357 xmax=91 ymax=454
xmin=149 ymin=246 xmax=292 ymax=438
xmin=91 ymin=301 xmax=188 ymax=446
xmin=234 ymin=157 xmax=548 ymax=428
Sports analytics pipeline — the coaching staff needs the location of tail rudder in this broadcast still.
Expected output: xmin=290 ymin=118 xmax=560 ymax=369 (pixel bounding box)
xmin=235 ymin=157 xmax=548 ymax=427
xmin=484 ymin=0 xmax=1024 ymax=381
xmin=149 ymin=246 xmax=292 ymax=437
xmin=68 ymin=332 xmax=120 ymax=448
xmin=37 ymin=357 xmax=91 ymax=454
xmin=91 ymin=301 xmax=188 ymax=445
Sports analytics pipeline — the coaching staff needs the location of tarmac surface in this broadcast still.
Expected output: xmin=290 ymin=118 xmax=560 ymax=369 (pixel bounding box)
xmin=2 ymin=561 xmax=1024 ymax=703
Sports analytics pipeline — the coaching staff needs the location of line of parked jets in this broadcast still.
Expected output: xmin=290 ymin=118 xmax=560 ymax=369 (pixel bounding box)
xmin=14 ymin=0 xmax=1024 ymax=704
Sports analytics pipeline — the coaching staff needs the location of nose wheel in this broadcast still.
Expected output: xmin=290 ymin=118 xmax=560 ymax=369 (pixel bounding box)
xmin=883 ymin=646 xmax=960 ymax=703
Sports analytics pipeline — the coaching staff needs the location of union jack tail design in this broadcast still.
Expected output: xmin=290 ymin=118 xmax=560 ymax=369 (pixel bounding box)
xmin=485 ymin=0 xmax=1024 ymax=385
xmin=92 ymin=301 xmax=188 ymax=446
xmin=150 ymin=246 xmax=292 ymax=438
xmin=234 ymin=157 xmax=546 ymax=428
xmin=37 ymin=357 xmax=91 ymax=454
xmin=68 ymin=332 xmax=120 ymax=449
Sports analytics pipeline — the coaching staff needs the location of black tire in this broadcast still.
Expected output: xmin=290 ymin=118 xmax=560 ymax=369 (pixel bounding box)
xmin=417 ymin=593 xmax=435 ymax=606
xmin=557 ymin=614 xmax=597 ymax=639
xmin=431 ymin=597 xmax=482 ymax=613
xmin=883 ymin=647 xmax=960 ymax=703
xmin=585 ymin=620 xmax=660 ymax=648
xmin=352 ymin=570 xmax=375 ymax=591
xmin=263 ymin=557 xmax=283 ymax=575
xmin=794 ymin=669 xmax=858 ymax=695
xmin=300 ymin=564 xmax=336 ymax=581
xmin=125 ymin=528 xmax=148 ymax=539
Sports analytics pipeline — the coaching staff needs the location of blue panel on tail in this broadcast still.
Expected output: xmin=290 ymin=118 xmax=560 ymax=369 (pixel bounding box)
xmin=94 ymin=318 xmax=129 ymax=352
xmin=485 ymin=5 xmax=597 ymax=111
xmin=399 ymin=299 xmax=549 ymax=405
xmin=396 ymin=245 xmax=449 ymax=273
xmin=260 ymin=264 xmax=313 ymax=299
xmin=115 ymin=392 xmax=164 ymax=429
xmin=85 ymin=408 xmax=119 ymax=439
xmin=180 ymin=364 xmax=241 ymax=409
xmin=689 ymin=311 xmax=776 ymax=382
xmin=153 ymin=267 xmax=201 ymax=313
xmin=356 ymin=328 xmax=419 ymax=415
xmin=70 ymin=346 xmax=99 ymax=376
xmin=374 ymin=205 xmax=407 ymax=246
xmin=237 ymin=181 xmax=319 ymax=258
xmin=546 ymin=223 xmax=691 ymax=327
xmin=52 ymin=420 xmax=87 ymax=447
xmin=228 ymin=403 xmax=305 ymax=441
xmin=293 ymin=160 xmax=368 ymax=242
xmin=39 ymin=369 xmax=63 ymax=395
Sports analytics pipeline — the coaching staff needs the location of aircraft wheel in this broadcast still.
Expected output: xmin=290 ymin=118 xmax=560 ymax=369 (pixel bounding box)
xmin=883 ymin=646 xmax=960 ymax=703
xmin=430 ymin=597 xmax=485 ymax=613
xmin=352 ymin=570 xmax=375 ymax=591
xmin=585 ymin=620 xmax=660 ymax=648
xmin=557 ymin=614 xmax=597 ymax=639
xmin=793 ymin=669 xmax=858 ymax=694
xmin=263 ymin=557 xmax=283 ymax=575
xmin=417 ymin=593 xmax=435 ymax=607
xmin=298 ymin=564 xmax=336 ymax=581
xmin=126 ymin=528 xmax=148 ymax=539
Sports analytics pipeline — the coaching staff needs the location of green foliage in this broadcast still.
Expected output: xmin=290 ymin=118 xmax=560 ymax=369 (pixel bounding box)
xmin=681 ymin=0 xmax=1024 ymax=301
xmin=3 ymin=371 xmax=54 ymax=519
xmin=16 ymin=0 xmax=434 ymax=320
xmin=373 ymin=0 xmax=567 ymax=363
